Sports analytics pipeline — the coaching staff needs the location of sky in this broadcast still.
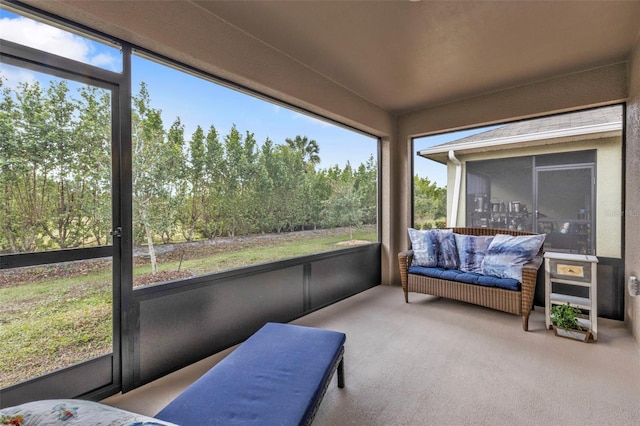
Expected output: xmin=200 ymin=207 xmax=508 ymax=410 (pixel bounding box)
xmin=0 ymin=8 xmax=493 ymax=187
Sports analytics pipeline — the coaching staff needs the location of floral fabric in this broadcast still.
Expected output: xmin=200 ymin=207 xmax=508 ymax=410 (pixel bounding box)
xmin=0 ymin=399 xmax=177 ymax=426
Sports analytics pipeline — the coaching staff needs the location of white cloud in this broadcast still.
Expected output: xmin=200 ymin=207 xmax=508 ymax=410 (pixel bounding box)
xmin=0 ymin=63 xmax=38 ymax=90
xmin=89 ymin=52 xmax=118 ymax=69
xmin=291 ymin=111 xmax=332 ymax=128
xmin=0 ymin=16 xmax=119 ymax=71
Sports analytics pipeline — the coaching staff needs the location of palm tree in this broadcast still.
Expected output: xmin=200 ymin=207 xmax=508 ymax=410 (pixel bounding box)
xmin=285 ymin=135 xmax=320 ymax=171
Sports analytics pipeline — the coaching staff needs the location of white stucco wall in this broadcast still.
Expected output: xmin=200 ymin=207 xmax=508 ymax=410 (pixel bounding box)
xmin=626 ymin=37 xmax=640 ymax=345
xmin=446 ymin=135 xmax=622 ymax=258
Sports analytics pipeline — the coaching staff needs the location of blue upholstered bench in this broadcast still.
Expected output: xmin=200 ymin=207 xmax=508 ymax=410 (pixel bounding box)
xmin=155 ymin=322 xmax=346 ymax=426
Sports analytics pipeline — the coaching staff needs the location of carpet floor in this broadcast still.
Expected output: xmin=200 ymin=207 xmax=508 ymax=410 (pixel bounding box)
xmin=104 ymin=285 xmax=640 ymax=425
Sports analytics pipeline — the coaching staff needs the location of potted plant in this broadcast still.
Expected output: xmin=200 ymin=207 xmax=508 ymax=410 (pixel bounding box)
xmin=550 ymin=303 xmax=591 ymax=342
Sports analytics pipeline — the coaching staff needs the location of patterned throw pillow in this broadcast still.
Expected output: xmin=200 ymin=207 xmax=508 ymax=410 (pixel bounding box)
xmin=454 ymin=234 xmax=494 ymax=273
xmin=437 ymin=230 xmax=459 ymax=270
xmin=481 ymin=233 xmax=545 ymax=281
xmin=407 ymin=228 xmax=458 ymax=269
xmin=407 ymin=228 xmax=440 ymax=267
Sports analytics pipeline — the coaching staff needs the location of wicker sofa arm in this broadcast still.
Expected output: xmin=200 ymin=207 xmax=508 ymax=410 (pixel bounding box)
xmin=520 ymin=255 xmax=543 ymax=331
xmin=398 ymin=250 xmax=413 ymax=303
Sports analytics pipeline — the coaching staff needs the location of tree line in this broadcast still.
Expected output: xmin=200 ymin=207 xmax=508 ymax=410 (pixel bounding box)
xmin=0 ymin=78 xmax=379 ymax=259
xmin=413 ymin=174 xmax=447 ymax=229
xmin=1 ymin=77 xmax=446 ymax=261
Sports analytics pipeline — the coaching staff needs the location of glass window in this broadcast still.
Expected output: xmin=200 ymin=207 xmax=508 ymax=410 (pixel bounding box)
xmin=0 ymin=258 xmax=113 ymax=387
xmin=412 ymin=127 xmax=501 ymax=229
xmin=0 ymin=64 xmax=113 ymax=254
xmin=0 ymin=64 xmax=114 ymax=387
xmin=536 ymin=165 xmax=594 ymax=254
xmin=466 ymin=156 xmax=534 ymax=231
xmin=131 ymin=53 xmax=378 ymax=287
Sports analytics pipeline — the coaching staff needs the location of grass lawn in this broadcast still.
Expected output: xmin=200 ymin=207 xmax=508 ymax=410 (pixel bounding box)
xmin=0 ymin=227 xmax=376 ymax=387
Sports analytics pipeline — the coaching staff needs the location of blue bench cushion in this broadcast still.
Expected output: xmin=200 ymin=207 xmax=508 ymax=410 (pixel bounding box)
xmin=408 ymin=266 xmax=521 ymax=291
xmin=155 ymin=322 xmax=346 ymax=426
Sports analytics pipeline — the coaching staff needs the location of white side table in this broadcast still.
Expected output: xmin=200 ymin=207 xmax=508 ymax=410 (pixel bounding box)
xmin=544 ymin=252 xmax=598 ymax=341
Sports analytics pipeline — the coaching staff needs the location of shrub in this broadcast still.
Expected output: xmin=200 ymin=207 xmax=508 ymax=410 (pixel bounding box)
xmin=550 ymin=303 xmax=583 ymax=330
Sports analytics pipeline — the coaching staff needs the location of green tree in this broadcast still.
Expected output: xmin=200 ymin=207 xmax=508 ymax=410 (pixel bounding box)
xmin=353 ymin=155 xmax=377 ymax=225
xmin=155 ymin=117 xmax=187 ymax=243
xmin=285 ymin=135 xmax=320 ymax=171
xmin=273 ymin=144 xmax=305 ymax=232
xmin=74 ymin=85 xmax=112 ymax=246
xmin=0 ymin=77 xmax=22 ymax=252
xmin=255 ymin=138 xmax=278 ymax=233
xmin=305 ymin=169 xmax=332 ymax=230
xmin=414 ymin=175 xmax=446 ymax=223
xmin=132 ymin=82 xmax=165 ymax=273
xmin=41 ymin=80 xmax=77 ymax=248
xmin=220 ymin=124 xmax=243 ymax=237
xmin=322 ymin=181 xmax=364 ymax=240
xmin=180 ymin=125 xmax=206 ymax=241
xmin=219 ymin=126 xmax=262 ymax=236
xmin=7 ymin=80 xmax=52 ymax=252
xmin=199 ymin=125 xmax=225 ymax=238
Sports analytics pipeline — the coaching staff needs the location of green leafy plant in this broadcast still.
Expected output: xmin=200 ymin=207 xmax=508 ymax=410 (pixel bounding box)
xmin=550 ymin=303 xmax=584 ymax=330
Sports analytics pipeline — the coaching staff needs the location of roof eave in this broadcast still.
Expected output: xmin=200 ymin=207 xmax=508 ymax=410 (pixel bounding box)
xmin=418 ymin=121 xmax=622 ymax=163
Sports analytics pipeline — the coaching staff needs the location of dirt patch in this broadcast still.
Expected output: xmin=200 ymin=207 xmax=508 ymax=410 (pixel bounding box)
xmin=1 ymin=227 xmax=375 ymax=289
xmin=335 ymin=240 xmax=371 ymax=246
xmin=133 ymin=270 xmax=194 ymax=287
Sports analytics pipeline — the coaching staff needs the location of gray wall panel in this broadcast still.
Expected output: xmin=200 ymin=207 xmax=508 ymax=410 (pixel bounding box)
xmin=1 ymin=356 xmax=112 ymax=408
xmin=137 ymin=266 xmax=304 ymax=384
xmin=130 ymin=244 xmax=380 ymax=389
xmin=309 ymin=245 xmax=381 ymax=309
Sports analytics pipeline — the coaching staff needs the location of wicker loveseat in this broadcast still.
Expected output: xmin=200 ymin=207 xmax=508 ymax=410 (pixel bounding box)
xmin=398 ymin=227 xmax=544 ymax=331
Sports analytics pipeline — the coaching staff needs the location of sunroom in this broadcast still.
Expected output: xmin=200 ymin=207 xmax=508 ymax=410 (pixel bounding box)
xmin=1 ymin=1 xmax=640 ymax=425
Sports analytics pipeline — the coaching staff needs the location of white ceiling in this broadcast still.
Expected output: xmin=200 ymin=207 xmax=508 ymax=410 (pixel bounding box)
xmin=21 ymin=0 xmax=640 ymax=115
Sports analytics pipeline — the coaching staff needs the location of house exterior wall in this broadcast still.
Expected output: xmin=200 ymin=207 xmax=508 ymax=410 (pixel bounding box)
xmin=395 ymin=64 xmax=627 ymax=288
xmin=445 ymin=135 xmax=622 ymax=258
xmin=626 ymin=37 xmax=640 ymax=346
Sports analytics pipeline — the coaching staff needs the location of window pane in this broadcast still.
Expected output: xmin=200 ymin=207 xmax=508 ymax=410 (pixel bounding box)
xmin=412 ymin=129 xmax=486 ymax=229
xmin=466 ymin=157 xmax=534 ymax=231
xmin=0 ymin=64 xmax=113 ymax=254
xmin=0 ymin=61 xmax=114 ymax=388
xmin=131 ymin=54 xmax=377 ymax=287
xmin=537 ymin=167 xmax=594 ymax=254
xmin=0 ymin=7 xmax=122 ymax=72
xmin=0 ymin=258 xmax=113 ymax=387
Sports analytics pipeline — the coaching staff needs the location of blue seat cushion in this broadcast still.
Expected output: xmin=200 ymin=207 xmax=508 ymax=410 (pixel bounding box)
xmin=155 ymin=322 xmax=346 ymax=426
xmin=408 ymin=266 xmax=520 ymax=291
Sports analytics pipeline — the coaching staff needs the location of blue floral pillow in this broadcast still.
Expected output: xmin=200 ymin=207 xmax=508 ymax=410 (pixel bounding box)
xmin=481 ymin=233 xmax=545 ymax=281
xmin=408 ymin=228 xmax=458 ymax=269
xmin=454 ymin=234 xmax=494 ymax=273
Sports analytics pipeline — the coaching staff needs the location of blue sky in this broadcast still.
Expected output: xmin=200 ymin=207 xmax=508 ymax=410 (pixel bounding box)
xmin=0 ymin=7 xmax=495 ymax=186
